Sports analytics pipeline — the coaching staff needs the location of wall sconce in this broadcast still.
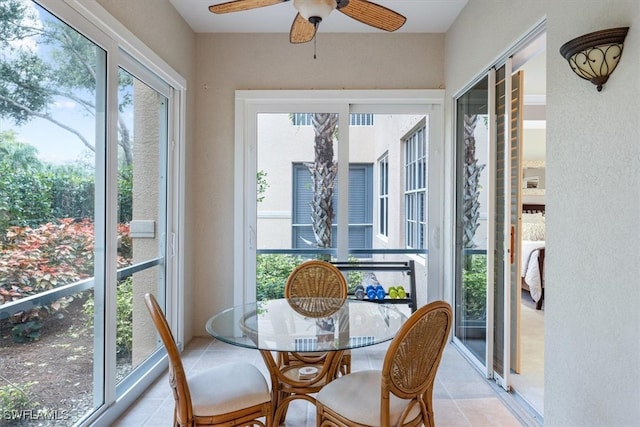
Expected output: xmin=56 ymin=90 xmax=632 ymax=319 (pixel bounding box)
xmin=560 ymin=27 xmax=629 ymax=91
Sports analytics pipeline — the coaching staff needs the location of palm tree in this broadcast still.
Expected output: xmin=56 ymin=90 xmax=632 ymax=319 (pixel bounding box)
xmin=462 ymin=114 xmax=485 ymax=249
xmin=307 ymin=113 xmax=338 ymax=258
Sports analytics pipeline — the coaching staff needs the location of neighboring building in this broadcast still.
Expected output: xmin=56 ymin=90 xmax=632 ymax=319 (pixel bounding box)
xmin=256 ymin=112 xmax=426 ymax=255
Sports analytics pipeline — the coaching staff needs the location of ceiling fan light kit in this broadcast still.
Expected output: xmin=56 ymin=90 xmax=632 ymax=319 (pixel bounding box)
xmin=294 ymin=0 xmax=336 ymax=21
xmin=209 ymin=0 xmax=406 ymax=45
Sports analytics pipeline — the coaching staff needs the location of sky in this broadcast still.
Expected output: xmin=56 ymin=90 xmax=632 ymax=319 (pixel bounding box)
xmin=0 ymin=103 xmax=96 ymax=165
xmin=0 ymin=1 xmax=116 ymax=165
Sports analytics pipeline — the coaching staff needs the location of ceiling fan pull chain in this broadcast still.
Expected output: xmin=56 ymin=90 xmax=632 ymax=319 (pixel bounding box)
xmin=313 ymin=35 xmax=317 ymax=59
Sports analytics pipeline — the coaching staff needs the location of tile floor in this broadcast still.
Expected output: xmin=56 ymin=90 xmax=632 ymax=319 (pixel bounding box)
xmin=113 ymin=337 xmax=540 ymax=426
xmin=510 ymin=300 xmax=544 ymax=414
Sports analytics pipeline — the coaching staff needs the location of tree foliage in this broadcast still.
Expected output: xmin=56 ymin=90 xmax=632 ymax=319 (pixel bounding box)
xmin=257 ymin=170 xmax=269 ymax=203
xmin=256 ymin=254 xmax=302 ymax=301
xmin=0 ymin=0 xmax=134 ymax=164
xmin=0 ymin=3 xmax=138 ymax=345
xmin=462 ymin=254 xmax=487 ymax=320
xmin=0 ymin=130 xmax=41 ymax=168
xmin=0 ymin=132 xmax=98 ymax=238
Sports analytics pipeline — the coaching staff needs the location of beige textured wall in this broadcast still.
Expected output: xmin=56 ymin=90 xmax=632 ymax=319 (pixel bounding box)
xmin=131 ymin=82 xmax=161 ymax=366
xmin=191 ymin=33 xmax=444 ymax=335
xmin=445 ymin=0 xmax=640 ymax=424
xmin=545 ymin=2 xmax=639 ymax=424
xmin=96 ymin=0 xmax=197 ymax=342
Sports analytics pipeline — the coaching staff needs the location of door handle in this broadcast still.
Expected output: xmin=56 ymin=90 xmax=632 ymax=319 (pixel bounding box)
xmin=510 ymin=225 xmax=515 ymax=264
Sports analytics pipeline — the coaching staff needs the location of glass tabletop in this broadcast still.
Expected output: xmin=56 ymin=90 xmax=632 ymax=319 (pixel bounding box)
xmin=206 ymin=298 xmax=408 ymax=352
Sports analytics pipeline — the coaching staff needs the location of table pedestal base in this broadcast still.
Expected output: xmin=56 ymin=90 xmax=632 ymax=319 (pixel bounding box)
xmin=259 ymin=349 xmax=344 ymax=426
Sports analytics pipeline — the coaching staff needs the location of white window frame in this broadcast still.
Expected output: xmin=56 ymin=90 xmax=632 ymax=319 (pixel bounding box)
xmin=403 ymin=122 xmax=428 ymax=251
xmin=34 ymin=1 xmax=186 ymax=424
xmin=234 ymin=90 xmax=444 ymax=306
xmin=291 ymin=112 xmax=374 ymax=126
xmin=378 ymin=152 xmax=389 ymax=238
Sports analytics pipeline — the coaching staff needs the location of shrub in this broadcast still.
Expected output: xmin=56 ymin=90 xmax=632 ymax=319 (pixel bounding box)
xmin=256 ymin=254 xmax=363 ymax=299
xmin=0 ymin=164 xmax=53 ymax=235
xmin=0 ymin=159 xmax=97 ymax=242
xmin=462 ymin=254 xmax=487 ymax=320
xmin=48 ymin=164 xmax=95 ymax=221
xmin=0 ymin=219 xmax=131 ymax=342
xmin=0 ymin=219 xmax=94 ymax=341
xmin=256 ymin=254 xmax=302 ymax=301
xmin=0 ymin=219 xmax=95 ymax=294
xmin=115 ymin=278 xmax=133 ymax=358
xmin=117 ymin=164 xmax=133 ymax=223
xmin=82 ymin=277 xmax=133 ymax=359
xmin=0 ymin=381 xmax=39 ymax=415
xmin=345 ymin=257 xmax=364 ymax=293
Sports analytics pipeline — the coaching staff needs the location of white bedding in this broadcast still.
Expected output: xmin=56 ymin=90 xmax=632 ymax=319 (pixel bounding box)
xmin=521 ymin=240 xmax=545 ymax=302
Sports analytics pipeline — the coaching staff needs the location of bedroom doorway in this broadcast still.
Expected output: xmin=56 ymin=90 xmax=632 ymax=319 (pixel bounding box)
xmin=452 ymin=24 xmax=546 ymax=420
xmin=510 ymin=35 xmax=546 ymax=416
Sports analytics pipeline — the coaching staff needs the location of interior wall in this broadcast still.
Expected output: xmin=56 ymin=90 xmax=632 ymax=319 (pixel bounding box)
xmin=191 ymin=32 xmax=444 ymax=335
xmin=545 ymin=2 xmax=639 ymax=425
xmin=96 ymin=0 xmax=197 ymax=341
xmin=445 ymin=0 xmax=640 ymax=425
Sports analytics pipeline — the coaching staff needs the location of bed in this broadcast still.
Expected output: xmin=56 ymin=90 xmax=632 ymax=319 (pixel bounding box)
xmin=521 ymin=204 xmax=545 ymax=310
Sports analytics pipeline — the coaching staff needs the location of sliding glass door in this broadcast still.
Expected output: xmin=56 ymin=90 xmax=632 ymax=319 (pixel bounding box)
xmin=454 ymin=61 xmax=524 ymax=389
xmin=235 ymin=91 xmax=444 ymax=306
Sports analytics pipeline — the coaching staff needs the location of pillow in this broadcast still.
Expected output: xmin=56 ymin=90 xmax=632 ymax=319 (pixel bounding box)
xmin=522 ymin=222 xmax=545 ymax=241
xmin=522 ymin=212 xmax=545 ymax=223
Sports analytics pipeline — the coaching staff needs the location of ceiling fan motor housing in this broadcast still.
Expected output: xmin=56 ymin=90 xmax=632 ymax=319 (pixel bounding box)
xmin=294 ymin=0 xmax=337 ymax=20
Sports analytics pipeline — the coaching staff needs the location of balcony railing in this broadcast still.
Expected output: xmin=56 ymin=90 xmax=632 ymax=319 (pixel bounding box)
xmin=256 ymin=248 xmax=427 ymax=256
xmin=0 ymin=258 xmax=162 ymax=320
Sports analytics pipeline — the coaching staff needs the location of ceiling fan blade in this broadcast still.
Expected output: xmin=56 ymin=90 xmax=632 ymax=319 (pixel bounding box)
xmin=337 ymin=0 xmax=406 ymax=32
xmin=209 ymin=0 xmax=286 ymax=14
xmin=290 ymin=13 xmax=317 ymax=44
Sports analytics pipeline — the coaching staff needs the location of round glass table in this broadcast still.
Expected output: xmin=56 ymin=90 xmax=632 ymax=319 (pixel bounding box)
xmin=206 ymin=297 xmax=408 ymax=425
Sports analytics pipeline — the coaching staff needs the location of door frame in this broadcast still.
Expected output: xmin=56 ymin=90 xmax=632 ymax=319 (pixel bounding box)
xmin=233 ymin=90 xmax=445 ymax=306
xmin=449 ymin=20 xmax=546 ymax=391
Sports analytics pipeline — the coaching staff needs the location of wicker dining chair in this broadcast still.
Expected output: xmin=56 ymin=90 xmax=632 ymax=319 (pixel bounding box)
xmin=279 ymin=260 xmax=350 ymax=374
xmin=143 ymin=293 xmax=273 ymax=427
xmin=316 ymin=300 xmax=453 ymax=427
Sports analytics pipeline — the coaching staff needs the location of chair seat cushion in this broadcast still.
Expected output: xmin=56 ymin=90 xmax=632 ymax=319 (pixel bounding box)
xmin=316 ymin=370 xmax=419 ymax=426
xmin=189 ymin=361 xmax=270 ymax=416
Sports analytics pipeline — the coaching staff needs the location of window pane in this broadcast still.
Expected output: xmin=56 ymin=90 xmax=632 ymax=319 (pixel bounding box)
xmin=454 ymin=76 xmax=490 ymax=362
xmin=256 ymin=112 xmax=340 ymax=299
xmin=378 ymin=153 xmax=388 ymax=237
xmin=403 ymin=121 xmax=428 ymax=251
xmin=117 ymin=67 xmax=168 ymax=382
xmin=0 ymin=2 xmax=105 ymax=422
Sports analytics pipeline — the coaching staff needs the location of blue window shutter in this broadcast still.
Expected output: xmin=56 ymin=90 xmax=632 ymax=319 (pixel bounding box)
xmin=292 ymin=163 xmax=372 ymax=250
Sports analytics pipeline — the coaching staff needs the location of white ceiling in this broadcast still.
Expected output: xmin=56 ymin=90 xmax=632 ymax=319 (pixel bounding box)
xmin=169 ymin=0 xmax=469 ymax=33
xmin=168 ymin=0 xmax=546 ymax=102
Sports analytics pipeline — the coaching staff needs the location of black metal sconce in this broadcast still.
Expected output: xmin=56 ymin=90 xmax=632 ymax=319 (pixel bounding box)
xmin=559 ymin=27 xmax=629 ymax=91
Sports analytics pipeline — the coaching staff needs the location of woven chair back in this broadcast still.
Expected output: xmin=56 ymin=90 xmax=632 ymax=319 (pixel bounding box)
xmin=285 ymin=260 xmax=348 ymax=299
xmin=285 ymin=260 xmax=348 ymax=317
xmin=382 ymin=301 xmax=452 ymax=398
xmin=144 ymin=293 xmax=194 ymax=426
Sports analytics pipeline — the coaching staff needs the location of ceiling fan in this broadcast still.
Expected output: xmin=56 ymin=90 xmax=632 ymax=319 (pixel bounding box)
xmin=208 ymin=0 xmax=407 ymax=44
